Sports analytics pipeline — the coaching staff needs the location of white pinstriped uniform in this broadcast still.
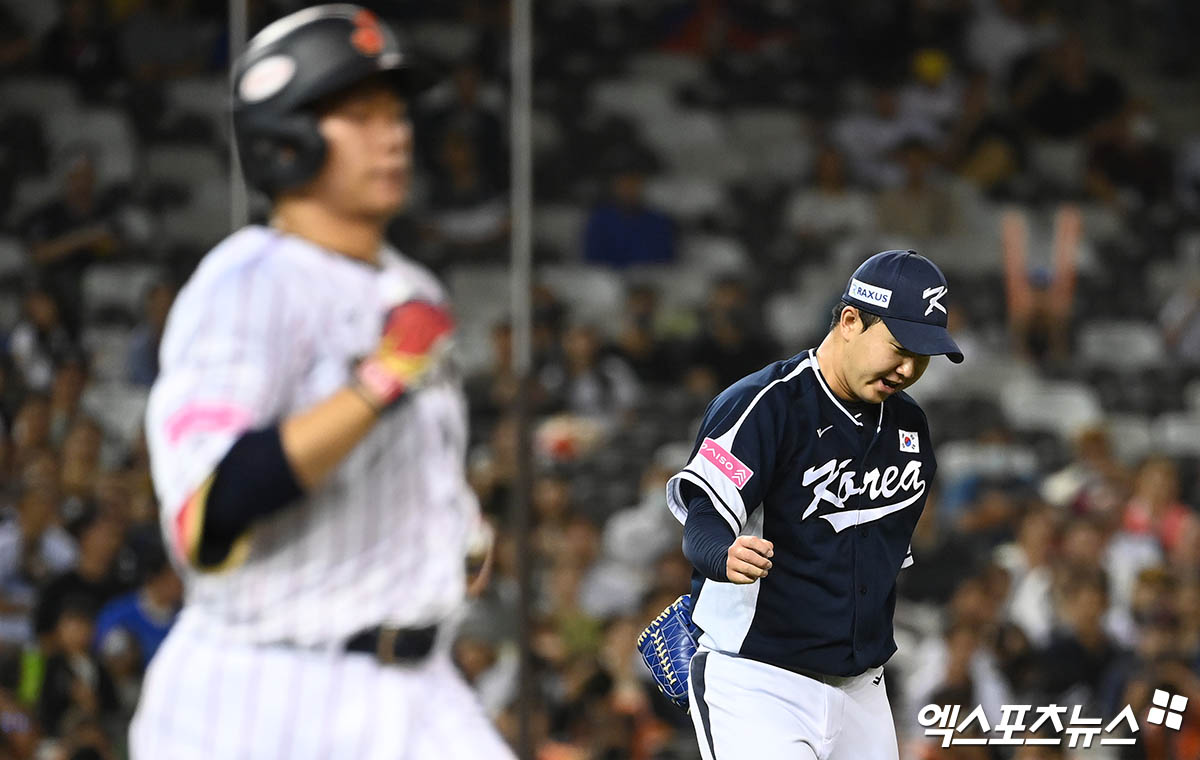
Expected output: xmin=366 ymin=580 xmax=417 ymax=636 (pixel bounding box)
xmin=130 ymin=225 xmax=513 ymax=759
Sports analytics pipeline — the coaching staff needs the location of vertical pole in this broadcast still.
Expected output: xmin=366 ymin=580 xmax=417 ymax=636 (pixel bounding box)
xmin=509 ymin=0 xmax=535 ymax=757
xmin=229 ymin=0 xmax=249 ymax=229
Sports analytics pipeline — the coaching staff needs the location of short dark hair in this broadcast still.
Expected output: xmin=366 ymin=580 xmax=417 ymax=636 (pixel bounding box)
xmin=829 ymin=300 xmax=881 ymax=331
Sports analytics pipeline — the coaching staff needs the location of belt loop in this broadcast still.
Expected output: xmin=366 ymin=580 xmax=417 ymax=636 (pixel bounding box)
xmin=376 ymin=626 xmax=399 ymax=665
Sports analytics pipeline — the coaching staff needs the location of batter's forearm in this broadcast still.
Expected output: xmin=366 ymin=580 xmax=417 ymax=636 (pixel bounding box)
xmin=281 ymin=386 xmax=379 ymax=489
xmin=187 ymin=388 xmax=377 ymax=570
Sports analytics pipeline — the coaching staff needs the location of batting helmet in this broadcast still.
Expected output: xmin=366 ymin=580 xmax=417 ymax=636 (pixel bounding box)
xmin=231 ymin=4 xmax=430 ymax=195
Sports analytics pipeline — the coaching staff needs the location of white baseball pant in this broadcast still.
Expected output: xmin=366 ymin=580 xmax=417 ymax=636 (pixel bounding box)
xmin=129 ymin=616 xmax=515 ymax=760
xmin=687 ymin=648 xmax=899 ymax=760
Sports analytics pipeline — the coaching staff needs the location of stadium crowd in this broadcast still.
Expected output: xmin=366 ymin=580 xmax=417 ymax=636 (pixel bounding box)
xmin=2 ymin=0 xmax=1200 ymax=758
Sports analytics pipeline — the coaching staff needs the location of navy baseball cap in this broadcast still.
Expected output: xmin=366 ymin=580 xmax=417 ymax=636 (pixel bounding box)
xmin=841 ymin=250 xmax=964 ymax=363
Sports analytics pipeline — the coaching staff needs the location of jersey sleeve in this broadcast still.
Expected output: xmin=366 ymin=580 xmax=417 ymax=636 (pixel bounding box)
xmin=666 ymin=378 xmax=793 ymax=535
xmin=145 ymin=257 xmax=304 ymax=569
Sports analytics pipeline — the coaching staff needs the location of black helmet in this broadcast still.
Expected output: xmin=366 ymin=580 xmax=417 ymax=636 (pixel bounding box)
xmin=231 ymin=4 xmax=430 ymax=195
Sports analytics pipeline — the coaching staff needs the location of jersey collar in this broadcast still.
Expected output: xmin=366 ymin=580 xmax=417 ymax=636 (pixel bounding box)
xmin=808 ymin=348 xmax=884 ymax=434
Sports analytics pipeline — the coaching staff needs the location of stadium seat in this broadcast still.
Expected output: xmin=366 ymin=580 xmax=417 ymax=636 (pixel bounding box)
xmin=625 ymin=264 xmax=709 ymax=314
xmin=934 ymin=440 xmax=1040 ymax=483
xmin=1028 ymin=138 xmax=1086 ymax=194
xmin=0 ymin=76 xmax=78 ymax=120
xmin=0 ymin=236 xmax=28 ymax=287
xmin=164 ymin=77 xmax=231 ymax=143
xmin=1154 ymin=413 xmax=1200 ymax=457
xmin=1183 ymin=379 xmax=1200 ymax=416
xmin=0 ymin=0 xmax=58 ymax=39
xmin=1077 ymin=321 xmax=1166 ymax=369
xmin=159 ymin=178 xmax=232 ymax=249
xmin=534 ymin=204 xmax=585 ymax=259
xmin=537 ymin=265 xmax=624 ymax=329
xmin=80 ymin=382 xmax=150 ymax=454
xmin=82 ymin=263 xmax=162 ymax=325
xmin=143 ymin=144 xmax=227 ymax=188
xmin=409 ymin=22 xmax=478 ymax=61
xmin=46 ymin=107 xmax=138 ymax=189
xmin=642 ymin=175 xmax=726 ymax=222
xmin=642 ymin=110 xmax=744 ymax=180
xmin=81 ymin=326 xmax=135 ymax=382
xmin=727 ymin=108 xmax=808 ymax=146
xmin=591 ymin=79 xmax=677 ymax=123
xmin=447 ymin=265 xmax=511 ymax=373
xmin=1104 ymin=413 xmax=1155 ymax=464
xmin=626 ymin=53 xmax=705 ymax=87
xmin=999 ymin=377 xmax=1103 ymax=438
xmin=680 ymin=234 xmax=749 ymax=275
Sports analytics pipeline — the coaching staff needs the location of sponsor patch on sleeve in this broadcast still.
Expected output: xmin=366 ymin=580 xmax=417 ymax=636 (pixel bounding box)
xmin=699 ymin=437 xmax=754 ymax=490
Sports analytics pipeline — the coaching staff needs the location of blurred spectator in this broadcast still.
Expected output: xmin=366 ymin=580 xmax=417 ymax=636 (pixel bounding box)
xmin=422 ymin=61 xmax=507 ymax=190
xmin=1041 ymin=426 xmax=1130 ymax=518
xmin=7 ymin=288 xmax=78 ymax=395
xmin=422 ymin=129 xmax=510 ymax=261
xmin=832 ymin=80 xmax=941 ymax=189
xmin=0 ymin=487 xmax=77 ymax=645
xmin=964 ymin=0 xmax=1053 ymax=85
xmin=685 ymin=277 xmax=777 ymax=389
xmin=465 ymin=321 xmax=519 ymax=435
xmin=36 ymin=597 xmax=119 ymax=739
xmin=21 ymin=148 xmax=123 ymax=337
xmin=93 ymin=544 xmax=179 ymax=670
xmin=0 ymin=6 xmax=32 ymax=73
xmin=1037 ymin=569 xmax=1119 ymax=708
xmin=539 ymin=324 xmax=640 ymax=421
xmin=49 ymin=357 xmax=88 ymax=447
xmin=1085 ymin=100 xmax=1174 ymax=213
xmin=875 ymin=138 xmax=963 ymax=243
xmin=898 ymin=488 xmax=981 ymax=605
xmin=905 ymin=610 xmax=1012 ymax=738
xmin=117 ymin=0 xmax=215 ymax=83
xmin=1013 ymin=33 xmax=1127 ymax=141
xmin=1099 ymin=605 xmax=1200 ymax=755
xmin=39 ymin=0 xmax=123 ymax=97
xmin=583 ymin=160 xmax=676 ymax=269
xmin=995 ymin=506 xmax=1056 ymax=646
xmin=609 ymin=284 xmax=679 ymax=387
xmin=781 ymin=143 xmax=876 ymax=256
xmin=9 ymin=398 xmax=52 ymax=474
xmin=58 ymin=419 xmax=103 ymax=504
xmin=1001 ymin=205 xmax=1080 ymax=364
xmin=1121 ymin=456 xmax=1197 ymax=562
xmin=33 ymin=511 xmax=124 ymax=642
xmin=125 ymin=281 xmax=174 ymax=387
xmin=898 ymin=49 xmax=965 ymax=133
xmin=582 ymin=447 xmax=687 ymax=618
xmin=942 ymin=69 xmax=1027 ymax=198
xmin=1161 ymin=275 xmax=1200 ymax=366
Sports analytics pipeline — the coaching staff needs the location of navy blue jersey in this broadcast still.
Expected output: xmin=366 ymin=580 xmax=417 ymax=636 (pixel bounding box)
xmin=666 ymin=348 xmax=936 ymax=677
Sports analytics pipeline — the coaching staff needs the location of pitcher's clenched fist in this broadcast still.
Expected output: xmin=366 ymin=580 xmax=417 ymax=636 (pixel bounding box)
xmin=726 ymin=536 xmax=774 ymax=583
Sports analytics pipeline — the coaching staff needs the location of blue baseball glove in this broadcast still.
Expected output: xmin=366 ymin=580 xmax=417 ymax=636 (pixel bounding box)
xmin=637 ymin=594 xmax=697 ymax=711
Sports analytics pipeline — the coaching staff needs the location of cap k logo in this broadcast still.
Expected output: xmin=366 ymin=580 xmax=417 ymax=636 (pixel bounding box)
xmin=922 ymin=285 xmax=947 ymax=317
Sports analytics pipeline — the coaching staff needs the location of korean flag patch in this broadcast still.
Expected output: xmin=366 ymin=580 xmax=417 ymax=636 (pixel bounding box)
xmin=899 ymin=430 xmax=920 ymax=454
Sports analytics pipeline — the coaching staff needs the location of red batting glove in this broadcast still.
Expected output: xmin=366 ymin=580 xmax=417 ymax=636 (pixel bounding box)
xmin=352 ymin=300 xmax=455 ymax=412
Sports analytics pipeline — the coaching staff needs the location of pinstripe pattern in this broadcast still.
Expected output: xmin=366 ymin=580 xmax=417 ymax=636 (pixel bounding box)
xmin=136 ymin=226 xmax=499 ymax=757
xmin=146 ymin=226 xmax=476 ymax=644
